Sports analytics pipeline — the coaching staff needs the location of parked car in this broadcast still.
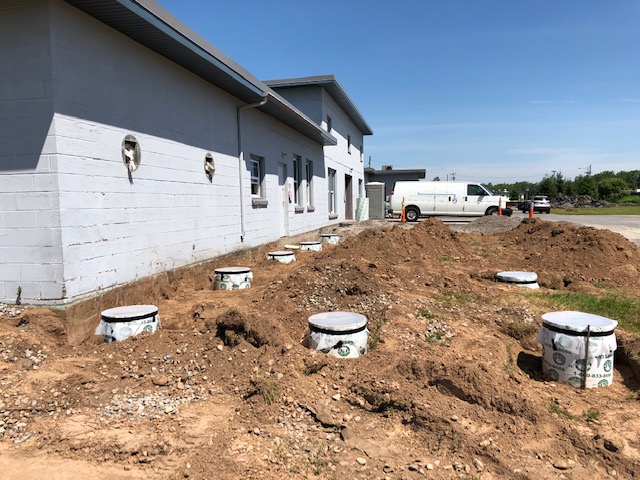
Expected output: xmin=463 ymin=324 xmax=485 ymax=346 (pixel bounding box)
xmin=522 ymin=195 xmax=551 ymax=214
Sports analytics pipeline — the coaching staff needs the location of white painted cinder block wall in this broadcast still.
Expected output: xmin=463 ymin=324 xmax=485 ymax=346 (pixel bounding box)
xmin=0 ymin=0 xmax=336 ymax=304
xmin=0 ymin=0 xmax=64 ymax=304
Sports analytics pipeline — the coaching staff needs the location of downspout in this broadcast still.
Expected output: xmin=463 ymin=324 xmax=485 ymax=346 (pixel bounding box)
xmin=237 ymin=94 xmax=268 ymax=242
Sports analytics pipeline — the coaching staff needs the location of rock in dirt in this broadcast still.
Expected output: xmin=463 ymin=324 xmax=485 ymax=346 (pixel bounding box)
xmin=552 ymin=459 xmax=576 ymax=470
xmin=341 ymin=427 xmax=398 ymax=459
xmin=152 ymin=374 xmax=170 ymax=386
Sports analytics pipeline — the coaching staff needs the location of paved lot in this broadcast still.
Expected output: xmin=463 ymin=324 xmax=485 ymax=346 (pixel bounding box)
xmin=512 ymin=211 xmax=640 ymax=246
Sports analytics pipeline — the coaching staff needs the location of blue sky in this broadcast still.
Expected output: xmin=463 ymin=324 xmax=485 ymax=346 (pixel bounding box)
xmin=156 ymin=0 xmax=639 ymax=183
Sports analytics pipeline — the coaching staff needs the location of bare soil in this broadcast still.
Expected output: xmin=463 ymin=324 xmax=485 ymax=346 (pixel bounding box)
xmin=1 ymin=217 xmax=640 ymax=480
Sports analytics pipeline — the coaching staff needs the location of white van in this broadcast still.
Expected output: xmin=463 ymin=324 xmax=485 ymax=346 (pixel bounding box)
xmin=389 ymin=181 xmax=511 ymax=221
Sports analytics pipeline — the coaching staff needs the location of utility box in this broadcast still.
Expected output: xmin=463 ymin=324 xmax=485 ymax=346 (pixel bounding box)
xmin=366 ymin=182 xmax=385 ymax=219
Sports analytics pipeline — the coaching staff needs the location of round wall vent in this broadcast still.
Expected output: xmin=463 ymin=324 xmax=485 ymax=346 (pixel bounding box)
xmin=204 ymin=153 xmax=215 ymax=179
xmin=122 ymin=135 xmax=141 ymax=172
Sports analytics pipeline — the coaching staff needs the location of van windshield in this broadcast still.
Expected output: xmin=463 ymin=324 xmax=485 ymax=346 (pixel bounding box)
xmin=481 ymin=184 xmax=494 ymax=195
xmin=468 ymin=184 xmax=493 ymax=196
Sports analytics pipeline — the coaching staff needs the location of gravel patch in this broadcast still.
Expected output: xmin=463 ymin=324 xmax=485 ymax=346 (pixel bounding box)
xmin=449 ymin=216 xmax=522 ymax=234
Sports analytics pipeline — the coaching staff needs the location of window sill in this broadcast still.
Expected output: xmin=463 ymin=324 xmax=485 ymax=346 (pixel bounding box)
xmin=252 ymin=198 xmax=268 ymax=207
xmin=306 ymin=206 xmax=316 ymax=212
xmin=294 ymin=206 xmax=305 ymax=214
xmin=328 ymin=214 xmax=338 ymax=220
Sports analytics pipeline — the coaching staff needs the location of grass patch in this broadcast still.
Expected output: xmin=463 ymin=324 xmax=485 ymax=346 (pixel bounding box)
xmin=583 ymin=408 xmax=601 ymax=422
xmin=251 ymin=375 xmax=280 ymax=405
xmin=544 ymin=291 xmax=640 ymax=333
xmin=416 ymin=308 xmax=436 ymax=320
xmin=548 ymin=400 xmax=574 ymax=419
xmin=368 ymin=316 xmax=389 ymax=351
xmin=617 ymin=196 xmax=640 ymax=204
xmin=503 ymin=345 xmax=516 ymax=374
xmin=553 ymin=205 xmax=640 ymax=215
xmin=500 ymin=322 xmax=538 ymax=341
xmin=426 ymin=331 xmax=449 ymax=346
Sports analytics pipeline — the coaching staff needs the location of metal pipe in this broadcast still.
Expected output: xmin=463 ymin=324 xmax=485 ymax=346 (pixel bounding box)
xmin=237 ymin=95 xmax=268 ymax=242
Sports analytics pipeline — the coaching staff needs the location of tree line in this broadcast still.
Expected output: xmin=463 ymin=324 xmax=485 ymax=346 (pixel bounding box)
xmin=483 ymin=170 xmax=640 ymax=202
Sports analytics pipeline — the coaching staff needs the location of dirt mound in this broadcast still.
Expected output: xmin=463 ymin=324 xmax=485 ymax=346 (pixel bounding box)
xmin=491 ymin=218 xmax=640 ymax=289
xmin=1 ymin=218 xmax=640 ymax=479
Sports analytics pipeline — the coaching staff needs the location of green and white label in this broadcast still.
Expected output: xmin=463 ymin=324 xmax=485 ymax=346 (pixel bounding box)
xmin=552 ymin=352 xmax=566 ymax=366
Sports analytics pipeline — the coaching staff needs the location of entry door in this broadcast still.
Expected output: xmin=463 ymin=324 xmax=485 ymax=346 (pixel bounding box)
xmin=344 ymin=174 xmax=353 ymax=220
xmin=278 ymin=163 xmax=289 ymax=237
xmin=463 ymin=183 xmax=487 ymax=214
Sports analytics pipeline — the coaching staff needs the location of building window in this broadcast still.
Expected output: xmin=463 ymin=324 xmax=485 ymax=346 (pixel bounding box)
xmin=305 ymin=159 xmax=313 ymax=206
xmin=347 ymin=135 xmax=351 ymax=154
xmin=326 ymin=115 xmax=332 ymax=132
xmin=358 ymin=178 xmax=363 ymax=197
xmin=328 ymin=168 xmax=337 ymax=214
xmin=360 ymin=145 xmax=363 ymax=163
xmin=250 ymin=155 xmax=264 ymax=197
xmin=293 ymin=155 xmax=303 ymax=206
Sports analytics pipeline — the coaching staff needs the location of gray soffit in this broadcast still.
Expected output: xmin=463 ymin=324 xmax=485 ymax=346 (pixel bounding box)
xmin=264 ymin=75 xmax=373 ymax=136
xmin=62 ymin=0 xmax=336 ymax=145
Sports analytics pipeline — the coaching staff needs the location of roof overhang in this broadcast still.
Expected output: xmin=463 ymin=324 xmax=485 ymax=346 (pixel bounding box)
xmin=264 ymin=75 xmax=373 ymax=135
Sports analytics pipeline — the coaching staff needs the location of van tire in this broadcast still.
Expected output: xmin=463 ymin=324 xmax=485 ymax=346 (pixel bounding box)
xmin=405 ymin=206 xmax=420 ymax=222
xmin=485 ymin=207 xmax=498 ymax=216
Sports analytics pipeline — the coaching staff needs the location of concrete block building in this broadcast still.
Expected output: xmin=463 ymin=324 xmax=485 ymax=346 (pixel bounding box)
xmin=0 ymin=0 xmax=372 ymax=305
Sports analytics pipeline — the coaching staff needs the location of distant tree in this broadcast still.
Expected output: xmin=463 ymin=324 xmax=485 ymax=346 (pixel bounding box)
xmin=433 ymin=176 xmax=440 ymax=181
xmin=538 ymin=175 xmax=558 ymax=197
xmin=616 ymin=170 xmax=640 ymax=190
xmin=510 ymin=181 xmax=536 ymax=199
xmin=598 ymin=177 xmax=628 ymax=201
xmin=563 ymin=179 xmax=577 ymax=196
xmin=573 ymin=175 xmax=598 ymax=197
xmin=593 ymin=170 xmax=615 ymax=185
xmin=553 ymin=172 xmax=569 ymax=194
xmin=479 ymin=169 xmax=638 ymax=200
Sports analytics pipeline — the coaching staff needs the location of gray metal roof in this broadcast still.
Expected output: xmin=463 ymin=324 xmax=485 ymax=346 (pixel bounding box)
xmin=264 ymin=75 xmax=373 ymax=136
xmin=365 ymin=167 xmax=426 ymax=178
xmin=62 ymin=0 xmax=336 ymax=146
